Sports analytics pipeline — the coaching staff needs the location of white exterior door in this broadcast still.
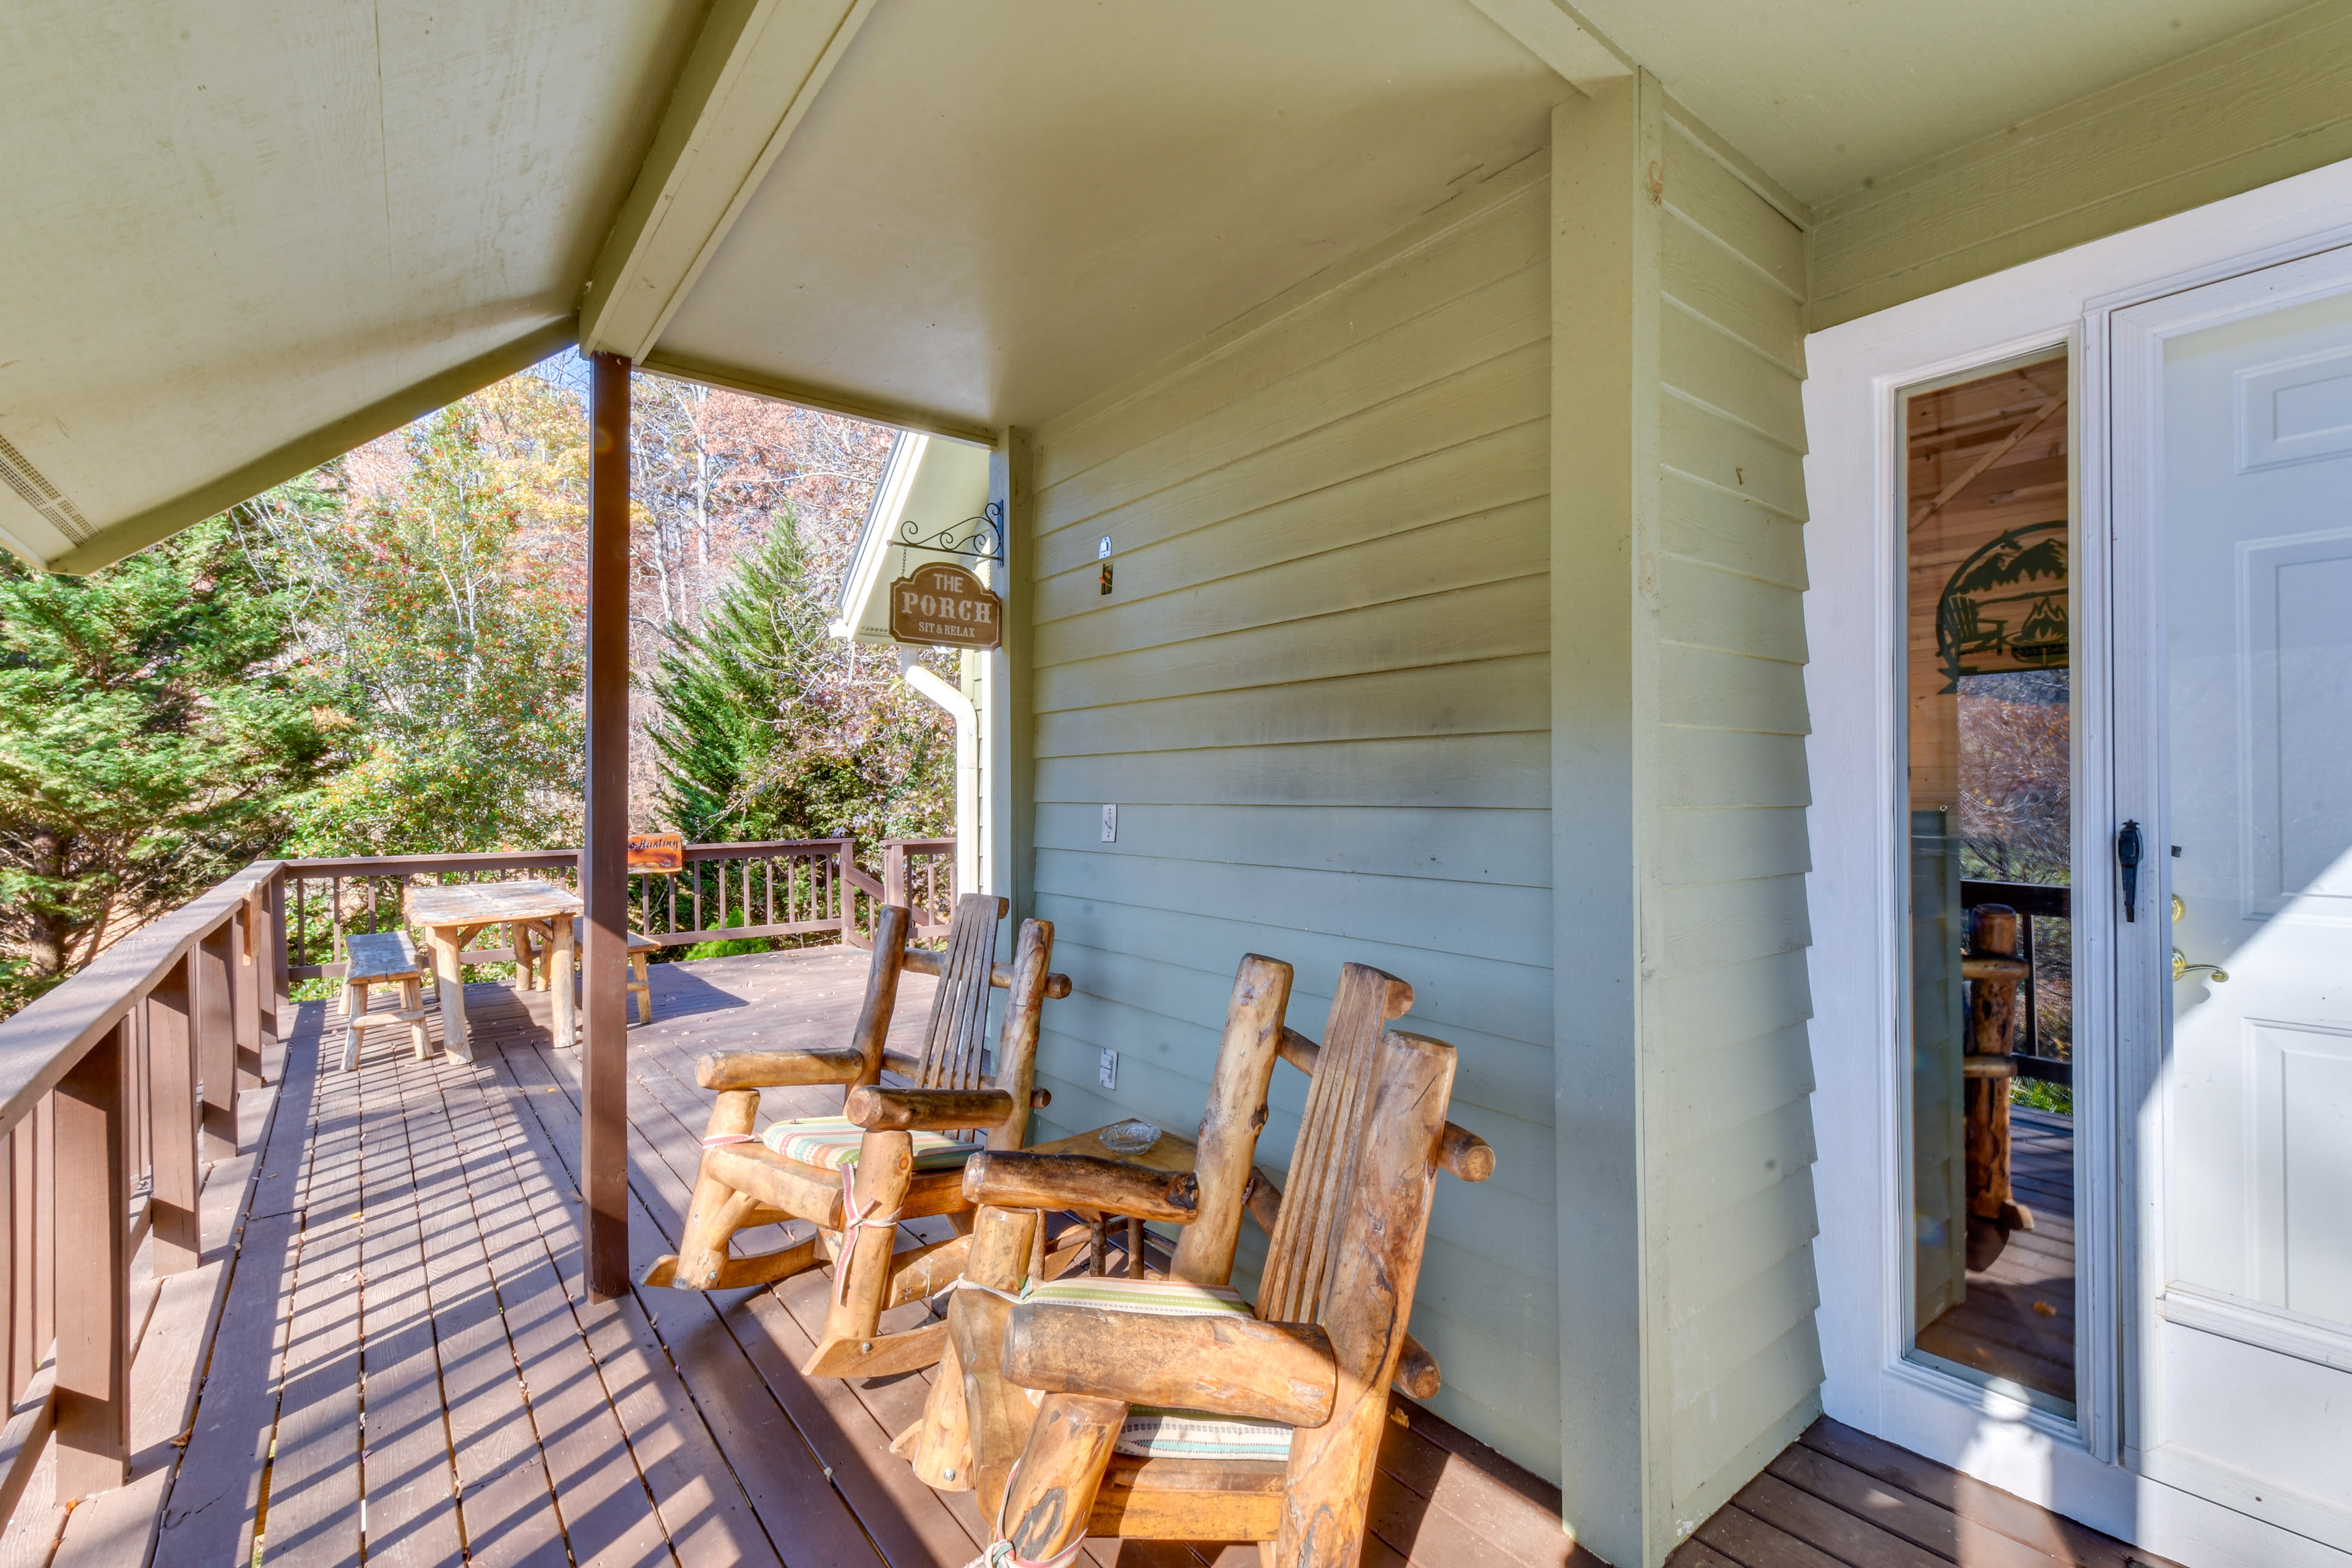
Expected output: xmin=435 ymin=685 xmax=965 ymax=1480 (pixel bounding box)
xmin=2116 ymin=254 xmax=2352 ymax=1553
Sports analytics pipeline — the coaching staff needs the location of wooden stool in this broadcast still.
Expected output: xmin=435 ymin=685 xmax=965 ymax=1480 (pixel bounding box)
xmin=527 ymin=927 xmax=658 ymax=1025
xmin=341 ymin=932 xmax=432 ymax=1070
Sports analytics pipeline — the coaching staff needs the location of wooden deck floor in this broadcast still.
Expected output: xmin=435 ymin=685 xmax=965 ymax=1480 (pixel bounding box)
xmin=1915 ymin=1109 xmax=2076 ymax=1406
xmin=21 ymin=945 xmax=2168 ymax=1568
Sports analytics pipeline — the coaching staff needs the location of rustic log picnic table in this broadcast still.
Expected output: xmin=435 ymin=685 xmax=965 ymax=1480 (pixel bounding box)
xmin=405 ymin=880 xmax=581 ymax=1061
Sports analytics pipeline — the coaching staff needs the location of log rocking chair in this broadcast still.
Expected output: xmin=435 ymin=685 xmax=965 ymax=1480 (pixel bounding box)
xmin=916 ymin=956 xmax=1493 ymax=1568
xmin=642 ymin=892 xmax=1069 ymax=1380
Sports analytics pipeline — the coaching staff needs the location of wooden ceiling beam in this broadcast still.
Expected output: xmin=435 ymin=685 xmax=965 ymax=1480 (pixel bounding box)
xmin=1463 ymin=0 xmax=1632 ymax=92
xmin=578 ymin=0 xmax=876 ymax=362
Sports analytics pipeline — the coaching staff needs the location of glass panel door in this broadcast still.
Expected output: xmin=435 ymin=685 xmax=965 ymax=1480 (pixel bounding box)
xmin=1901 ymin=350 xmax=2077 ymax=1412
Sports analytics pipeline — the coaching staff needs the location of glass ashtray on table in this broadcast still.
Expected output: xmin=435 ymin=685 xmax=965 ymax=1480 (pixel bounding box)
xmin=1099 ymin=1118 xmax=1160 ymax=1155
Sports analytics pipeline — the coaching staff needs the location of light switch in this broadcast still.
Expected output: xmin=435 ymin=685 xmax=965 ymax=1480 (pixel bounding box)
xmin=1099 ymin=1048 xmax=1118 ymax=1090
xmin=1100 ymin=804 xmax=1117 ymax=842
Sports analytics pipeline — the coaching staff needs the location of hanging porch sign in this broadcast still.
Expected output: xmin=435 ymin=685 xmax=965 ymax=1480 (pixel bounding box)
xmin=627 ymin=832 xmax=685 ymax=873
xmin=889 ymin=561 xmax=1002 ymax=649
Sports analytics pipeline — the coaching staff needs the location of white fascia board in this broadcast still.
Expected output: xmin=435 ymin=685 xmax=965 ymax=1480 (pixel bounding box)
xmin=1464 ymin=0 xmax=1632 ymax=92
xmin=831 ymin=431 xmax=927 ymax=640
xmin=579 ymin=0 xmax=876 ymax=361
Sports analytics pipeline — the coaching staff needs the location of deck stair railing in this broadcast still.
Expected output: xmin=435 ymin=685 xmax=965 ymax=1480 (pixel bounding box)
xmin=0 ymin=859 xmax=285 ymax=1515
xmin=0 ymin=834 xmax=956 ymax=1526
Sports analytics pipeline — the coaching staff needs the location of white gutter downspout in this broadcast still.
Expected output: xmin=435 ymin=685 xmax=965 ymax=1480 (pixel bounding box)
xmin=898 ymin=647 xmax=979 ymax=898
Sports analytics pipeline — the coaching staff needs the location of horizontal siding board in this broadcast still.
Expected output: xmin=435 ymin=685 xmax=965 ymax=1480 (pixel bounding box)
xmin=1042 ymin=982 xmax=1558 ymax=1158
xmin=1033 ymin=339 xmax=1549 ymax=579
xmin=1034 ymin=848 xmax=1550 ymax=970
xmin=1659 ymin=1022 xmax=1817 ymax=1146
xmin=1036 ymin=733 xmax=1550 ymax=810
xmin=1038 ymin=169 xmax=1547 ymax=489
xmin=1663 ymin=1170 xmax=1820 ymax=1298
xmin=1653 ymin=951 xmax=1814 ymax=1058
xmin=1032 ymin=898 xmax=1553 ymax=1054
xmin=1657 ymin=644 xmax=1809 ymax=736
xmin=1656 ymin=729 xmax=1811 ymax=812
xmin=1658 ymin=871 xmax=1811 ymax=977
xmin=1670 ymin=1248 xmax=1820 ymax=1400
xmin=1660 ymin=302 xmax=1807 ymax=450
xmin=1037 ymin=575 xmax=1549 ymax=711
xmin=1035 ymin=418 xmax=1547 ymax=625
xmin=1660 ymin=472 xmax=1806 ymax=592
xmin=1036 ymin=500 xmax=1547 ymax=667
xmin=1668 ymin=1318 xmax=1825 ymax=1502
xmin=1662 ymin=1096 xmax=1819 ymax=1220
xmin=1659 ymin=214 xmax=1805 ymax=378
xmin=1038 ymin=654 xmax=1547 ymax=759
xmin=1655 ymin=556 xmax=1807 ymax=663
xmin=1659 ymin=394 xmax=1806 ymax=522
xmin=1655 ymin=807 xmax=1812 ymax=888
xmin=1031 ymin=802 xmax=1552 ymax=887
xmin=1039 ymin=262 xmax=1549 ymax=530
xmin=1660 ymin=121 xmax=1806 ymax=298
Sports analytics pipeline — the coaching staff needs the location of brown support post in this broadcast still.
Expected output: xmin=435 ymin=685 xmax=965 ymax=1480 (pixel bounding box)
xmin=198 ymin=924 xmax=238 ymax=1161
xmin=55 ymin=1024 xmax=129 ymax=1498
xmin=582 ymin=350 xmax=632 ymax=1300
xmin=148 ymin=956 xmax=202 ymax=1274
xmin=230 ymin=895 xmax=262 ymax=1100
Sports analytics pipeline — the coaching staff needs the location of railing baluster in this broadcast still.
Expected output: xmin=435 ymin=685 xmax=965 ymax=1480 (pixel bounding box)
xmin=53 ymin=1022 xmax=128 ymax=1499
xmin=148 ymin=952 xmax=202 ymax=1275
xmin=200 ymin=921 xmax=239 ymax=1159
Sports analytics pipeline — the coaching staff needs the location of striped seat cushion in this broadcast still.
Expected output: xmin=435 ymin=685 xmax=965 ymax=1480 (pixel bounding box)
xmin=1115 ymin=1407 xmax=1295 ymax=1461
xmin=1016 ymin=1278 xmax=1297 ymax=1460
xmin=761 ymin=1115 xmax=983 ymax=1172
xmin=1018 ymin=1275 xmax=1253 ymax=1317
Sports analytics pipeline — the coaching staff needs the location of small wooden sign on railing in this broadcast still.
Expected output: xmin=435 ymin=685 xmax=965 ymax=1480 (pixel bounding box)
xmin=626 ymin=832 xmax=685 ymax=873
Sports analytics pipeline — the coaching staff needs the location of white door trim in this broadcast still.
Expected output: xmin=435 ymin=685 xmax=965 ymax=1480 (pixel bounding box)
xmin=1802 ymin=154 xmax=2352 ymax=1566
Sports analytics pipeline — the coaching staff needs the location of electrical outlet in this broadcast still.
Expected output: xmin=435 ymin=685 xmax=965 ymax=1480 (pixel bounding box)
xmin=1099 ymin=1048 xmax=1117 ymax=1090
xmin=1100 ymin=804 xmax=1117 ymax=842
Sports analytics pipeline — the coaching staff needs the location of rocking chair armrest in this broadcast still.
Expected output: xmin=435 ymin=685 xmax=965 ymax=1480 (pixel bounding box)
xmin=899 ymin=947 xmax=1074 ymax=999
xmin=962 ymin=1151 xmax=1201 ymax=1224
xmin=1002 ymin=1302 xmax=1336 ymax=1428
xmin=843 ymin=1085 xmax=1016 ymax=1133
xmin=695 ymin=1046 xmax=868 ymax=1091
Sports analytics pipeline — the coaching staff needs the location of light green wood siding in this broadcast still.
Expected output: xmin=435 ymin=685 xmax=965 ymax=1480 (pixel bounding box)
xmin=1551 ymin=78 xmax=1820 ymax=1566
xmin=1811 ymin=0 xmax=2352 ymax=329
xmin=1025 ymin=154 xmax=1561 ymax=1477
xmin=1651 ymin=101 xmax=1823 ymax=1544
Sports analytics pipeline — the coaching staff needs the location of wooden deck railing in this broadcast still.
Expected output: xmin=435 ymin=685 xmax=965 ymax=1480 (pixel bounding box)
xmin=285 ymin=836 xmax=957 ymax=977
xmin=0 ymin=859 xmax=285 ymax=1511
xmin=1960 ymin=876 xmax=2071 ymax=1087
xmin=0 ymin=833 xmax=955 ymax=1524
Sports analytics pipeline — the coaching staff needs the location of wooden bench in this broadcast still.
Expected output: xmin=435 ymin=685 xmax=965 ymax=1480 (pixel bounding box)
xmin=341 ymin=931 xmax=432 ymax=1070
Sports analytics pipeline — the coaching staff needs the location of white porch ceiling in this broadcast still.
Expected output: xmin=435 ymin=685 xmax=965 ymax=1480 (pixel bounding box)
xmin=1569 ymin=0 xmax=2313 ymax=205
xmin=652 ymin=0 xmax=1567 ymax=435
xmin=0 ymin=0 xmax=699 ymax=571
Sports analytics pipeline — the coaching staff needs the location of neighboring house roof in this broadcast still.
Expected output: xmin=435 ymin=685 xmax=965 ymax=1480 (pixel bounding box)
xmin=831 ymin=431 xmax=993 ymax=647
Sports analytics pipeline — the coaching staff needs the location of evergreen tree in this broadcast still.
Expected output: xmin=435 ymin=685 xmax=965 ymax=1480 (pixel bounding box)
xmin=0 ymin=519 xmax=338 ymax=1011
xmin=649 ymin=519 xmax=954 ymax=846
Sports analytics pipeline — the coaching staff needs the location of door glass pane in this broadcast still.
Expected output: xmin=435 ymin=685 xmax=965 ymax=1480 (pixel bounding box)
xmin=1902 ymin=351 xmax=2076 ymax=1409
xmin=2163 ymin=290 xmax=2352 ymax=1327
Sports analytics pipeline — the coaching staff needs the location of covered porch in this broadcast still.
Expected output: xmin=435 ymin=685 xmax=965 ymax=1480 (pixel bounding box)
xmin=0 ymin=862 xmax=2159 ymax=1568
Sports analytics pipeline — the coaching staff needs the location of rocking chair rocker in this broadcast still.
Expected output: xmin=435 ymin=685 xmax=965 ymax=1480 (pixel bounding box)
xmin=641 ymin=892 xmax=1069 ymax=1380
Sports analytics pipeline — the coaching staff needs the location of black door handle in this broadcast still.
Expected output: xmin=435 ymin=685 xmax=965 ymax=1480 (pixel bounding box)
xmin=2118 ymin=820 xmax=2144 ymax=923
